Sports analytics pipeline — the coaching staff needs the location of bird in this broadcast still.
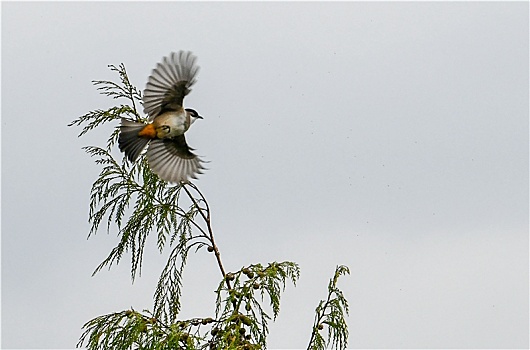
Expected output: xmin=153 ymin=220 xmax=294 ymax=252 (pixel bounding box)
xmin=118 ymin=51 xmax=206 ymax=183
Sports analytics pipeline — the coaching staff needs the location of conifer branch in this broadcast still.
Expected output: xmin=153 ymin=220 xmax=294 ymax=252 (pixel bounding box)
xmin=72 ymin=61 xmax=350 ymax=350
xmin=307 ymin=265 xmax=350 ymax=350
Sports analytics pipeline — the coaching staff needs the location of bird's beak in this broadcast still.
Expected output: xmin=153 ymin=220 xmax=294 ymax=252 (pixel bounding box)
xmin=197 ymin=115 xmax=204 ymax=119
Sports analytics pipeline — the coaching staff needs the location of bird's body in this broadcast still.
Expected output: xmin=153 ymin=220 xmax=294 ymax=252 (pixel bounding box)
xmin=138 ymin=108 xmax=191 ymax=139
xmin=118 ymin=51 xmax=205 ymax=183
xmin=152 ymin=109 xmax=189 ymax=138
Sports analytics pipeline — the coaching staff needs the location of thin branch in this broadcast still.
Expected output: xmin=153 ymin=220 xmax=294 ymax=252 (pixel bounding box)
xmin=182 ymin=183 xmax=231 ymax=291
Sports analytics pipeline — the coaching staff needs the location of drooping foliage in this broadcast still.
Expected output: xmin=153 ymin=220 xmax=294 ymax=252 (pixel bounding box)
xmin=71 ymin=63 xmax=349 ymax=350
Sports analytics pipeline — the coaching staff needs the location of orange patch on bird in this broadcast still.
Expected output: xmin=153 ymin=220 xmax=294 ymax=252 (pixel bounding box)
xmin=138 ymin=124 xmax=157 ymax=138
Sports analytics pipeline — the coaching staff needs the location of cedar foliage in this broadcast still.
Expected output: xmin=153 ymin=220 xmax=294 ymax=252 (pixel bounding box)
xmin=70 ymin=63 xmax=349 ymax=349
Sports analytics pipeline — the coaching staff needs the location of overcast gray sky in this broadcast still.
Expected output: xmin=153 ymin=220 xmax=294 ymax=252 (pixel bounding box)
xmin=2 ymin=1 xmax=528 ymax=349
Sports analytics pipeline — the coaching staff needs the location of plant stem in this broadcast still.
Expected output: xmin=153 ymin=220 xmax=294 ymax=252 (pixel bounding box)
xmin=306 ymin=291 xmax=333 ymax=350
xmin=182 ymin=183 xmax=233 ymax=291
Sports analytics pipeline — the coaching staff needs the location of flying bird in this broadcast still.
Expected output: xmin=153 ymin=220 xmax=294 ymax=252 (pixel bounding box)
xmin=118 ymin=51 xmax=205 ymax=183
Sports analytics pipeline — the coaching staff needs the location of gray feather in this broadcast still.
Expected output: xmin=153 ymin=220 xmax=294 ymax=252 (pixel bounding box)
xmin=143 ymin=51 xmax=200 ymax=119
xmin=146 ymin=138 xmax=205 ymax=183
xmin=118 ymin=118 xmax=150 ymax=162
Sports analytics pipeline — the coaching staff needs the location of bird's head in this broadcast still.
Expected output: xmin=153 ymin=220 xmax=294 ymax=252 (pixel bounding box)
xmin=186 ymin=108 xmax=203 ymax=124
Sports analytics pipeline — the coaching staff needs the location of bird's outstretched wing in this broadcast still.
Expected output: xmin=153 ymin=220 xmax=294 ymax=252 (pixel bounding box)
xmin=146 ymin=135 xmax=205 ymax=183
xmin=143 ymin=51 xmax=200 ymax=120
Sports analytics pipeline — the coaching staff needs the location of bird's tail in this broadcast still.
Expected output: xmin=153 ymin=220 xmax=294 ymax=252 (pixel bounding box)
xmin=118 ymin=118 xmax=151 ymax=162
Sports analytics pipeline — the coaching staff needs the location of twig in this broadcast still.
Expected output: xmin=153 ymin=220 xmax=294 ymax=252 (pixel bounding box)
xmin=182 ymin=182 xmax=233 ymax=291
